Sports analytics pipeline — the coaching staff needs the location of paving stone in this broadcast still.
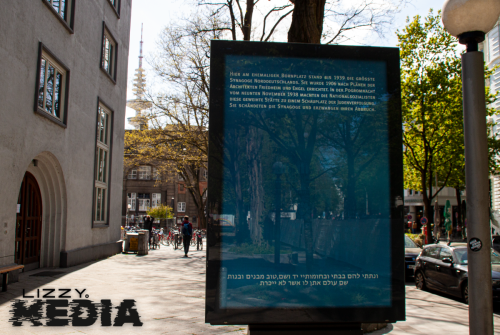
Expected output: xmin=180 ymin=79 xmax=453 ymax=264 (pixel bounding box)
xmin=1 ymin=243 xmax=500 ymax=334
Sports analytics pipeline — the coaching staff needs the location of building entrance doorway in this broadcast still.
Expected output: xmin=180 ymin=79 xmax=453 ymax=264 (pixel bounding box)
xmin=15 ymin=172 xmax=42 ymax=270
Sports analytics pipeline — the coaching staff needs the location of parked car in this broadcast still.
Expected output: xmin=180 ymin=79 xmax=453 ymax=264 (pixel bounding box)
xmin=415 ymin=242 xmax=500 ymax=303
xmin=405 ymin=235 xmax=422 ymax=278
xmin=492 ymin=235 xmax=500 ymax=254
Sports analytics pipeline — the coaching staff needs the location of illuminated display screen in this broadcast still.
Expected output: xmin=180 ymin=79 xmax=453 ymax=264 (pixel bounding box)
xmin=206 ymin=40 xmax=404 ymax=325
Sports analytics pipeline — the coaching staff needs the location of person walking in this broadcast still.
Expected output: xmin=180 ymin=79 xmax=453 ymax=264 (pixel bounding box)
xmin=412 ymin=220 xmax=418 ymax=234
xmin=181 ymin=215 xmax=193 ymax=257
xmin=144 ymin=215 xmax=155 ymax=247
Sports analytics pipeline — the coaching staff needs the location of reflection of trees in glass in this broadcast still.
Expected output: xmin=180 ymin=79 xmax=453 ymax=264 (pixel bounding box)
xmin=204 ymin=0 xmax=410 ymax=251
xmin=246 ymin=126 xmax=264 ymax=243
xmin=45 ymin=65 xmax=55 ymax=113
xmin=233 ymin=91 xmax=389 ymax=269
xmin=221 ymin=127 xmax=251 ymax=242
xmin=243 ymin=105 xmax=319 ymax=269
xmin=318 ymin=102 xmax=388 ymax=219
xmin=38 ymin=60 xmax=46 ymax=109
xmin=37 ymin=58 xmax=63 ymax=118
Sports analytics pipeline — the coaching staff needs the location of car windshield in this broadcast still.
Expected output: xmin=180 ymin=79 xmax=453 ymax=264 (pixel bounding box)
xmin=405 ymin=236 xmax=418 ymax=248
xmin=453 ymin=248 xmax=500 ymax=264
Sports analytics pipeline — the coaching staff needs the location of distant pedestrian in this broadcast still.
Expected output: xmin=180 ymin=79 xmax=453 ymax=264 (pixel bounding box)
xmin=144 ymin=215 xmax=155 ymax=247
xmin=181 ymin=215 xmax=193 ymax=257
xmin=412 ymin=221 xmax=418 ymax=234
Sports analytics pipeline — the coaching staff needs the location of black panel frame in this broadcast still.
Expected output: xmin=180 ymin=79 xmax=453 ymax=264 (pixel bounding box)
xmin=206 ymin=40 xmax=405 ymax=325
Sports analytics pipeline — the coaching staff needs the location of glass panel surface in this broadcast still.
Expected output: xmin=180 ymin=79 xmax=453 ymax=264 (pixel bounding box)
xmin=138 ymin=166 xmax=151 ymax=180
xmin=101 ymin=189 xmax=106 ymax=221
xmin=60 ymin=0 xmax=67 ymax=19
xmin=404 ymin=236 xmax=418 ymax=248
xmin=98 ymin=107 xmax=105 ymax=142
xmin=127 ymin=193 xmax=136 ymax=210
xmin=427 ymin=247 xmax=440 ymax=258
xmin=38 ymin=59 xmax=46 ymax=109
xmin=216 ymin=54 xmax=391 ymax=308
xmin=96 ymin=188 xmax=102 ymax=221
xmin=492 ymin=249 xmax=500 ymax=264
xmin=45 ymin=64 xmax=55 ymax=114
xmin=97 ymin=148 xmax=103 ymax=182
xmin=128 ymin=169 xmax=137 ymax=179
xmin=104 ymin=112 xmax=109 ymax=144
xmin=54 ymin=72 xmax=62 ymax=118
xmin=52 ymin=0 xmax=60 ymax=14
xmin=440 ymin=248 xmax=452 ymax=261
xmin=102 ymin=149 xmax=107 ymax=183
xmin=109 ymin=44 xmax=114 ymax=74
xmin=103 ymin=37 xmax=110 ymax=72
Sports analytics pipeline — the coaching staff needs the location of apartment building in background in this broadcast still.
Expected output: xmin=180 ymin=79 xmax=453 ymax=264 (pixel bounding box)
xmin=483 ymin=19 xmax=500 ymax=210
xmin=122 ymin=165 xmax=208 ymax=228
xmin=0 ymin=0 xmax=132 ymax=271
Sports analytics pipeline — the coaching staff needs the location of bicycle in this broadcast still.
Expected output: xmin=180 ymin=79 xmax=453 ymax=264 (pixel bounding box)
xmin=172 ymin=231 xmax=181 ymax=250
xmin=157 ymin=229 xmax=164 ymax=245
xmin=163 ymin=231 xmax=171 ymax=246
xmin=195 ymin=229 xmax=203 ymax=250
xmin=155 ymin=231 xmax=160 ymax=249
xmin=150 ymin=230 xmax=160 ymax=250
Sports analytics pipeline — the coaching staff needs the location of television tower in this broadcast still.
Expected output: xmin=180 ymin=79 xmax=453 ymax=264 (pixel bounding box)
xmin=127 ymin=23 xmax=151 ymax=130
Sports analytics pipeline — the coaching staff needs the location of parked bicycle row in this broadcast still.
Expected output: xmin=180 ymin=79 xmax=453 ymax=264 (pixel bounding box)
xmin=123 ymin=215 xmax=206 ymax=256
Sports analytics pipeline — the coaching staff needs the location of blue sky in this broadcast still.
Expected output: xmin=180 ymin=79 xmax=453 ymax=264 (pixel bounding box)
xmin=125 ymin=0 xmax=445 ymax=128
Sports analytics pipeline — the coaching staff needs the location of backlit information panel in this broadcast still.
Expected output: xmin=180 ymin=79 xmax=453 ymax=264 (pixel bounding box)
xmin=206 ymin=40 xmax=404 ymax=325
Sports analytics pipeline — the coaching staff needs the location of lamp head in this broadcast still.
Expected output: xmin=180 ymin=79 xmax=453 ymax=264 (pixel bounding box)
xmin=442 ymin=0 xmax=500 ymax=51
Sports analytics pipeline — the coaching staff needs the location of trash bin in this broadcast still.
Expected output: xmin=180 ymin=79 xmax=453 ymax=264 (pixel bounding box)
xmin=123 ymin=232 xmax=139 ymax=253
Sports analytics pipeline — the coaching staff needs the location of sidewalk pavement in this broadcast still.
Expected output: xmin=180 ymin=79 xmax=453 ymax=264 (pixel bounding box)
xmin=0 ymin=243 xmax=246 ymax=335
xmin=0 ymin=243 xmax=499 ymax=334
xmin=375 ymin=284 xmax=500 ymax=335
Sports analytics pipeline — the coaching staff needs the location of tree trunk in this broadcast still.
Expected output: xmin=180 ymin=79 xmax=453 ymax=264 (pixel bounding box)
xmin=421 ymin=173 xmax=433 ymax=244
xmin=197 ymin=206 xmax=206 ymax=229
xmin=455 ymin=187 xmax=462 ymax=235
xmin=427 ymin=168 xmax=433 ymax=243
xmin=288 ymin=0 xmax=326 ymax=43
xmin=247 ymin=127 xmax=264 ymax=244
xmin=345 ymin=122 xmax=357 ymax=219
xmin=282 ymin=6 xmax=325 ymax=269
xmin=233 ymin=155 xmax=248 ymax=242
xmin=242 ymin=0 xmax=255 ymax=41
xmin=298 ymin=165 xmax=314 ymax=272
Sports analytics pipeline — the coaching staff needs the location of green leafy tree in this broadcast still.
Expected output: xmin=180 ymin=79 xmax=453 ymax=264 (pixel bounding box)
xmin=399 ymin=10 xmax=500 ymax=242
xmin=147 ymin=204 xmax=174 ymax=220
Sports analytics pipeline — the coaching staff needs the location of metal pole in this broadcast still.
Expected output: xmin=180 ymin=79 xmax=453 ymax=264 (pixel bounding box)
xmin=462 ymin=50 xmax=493 ymax=335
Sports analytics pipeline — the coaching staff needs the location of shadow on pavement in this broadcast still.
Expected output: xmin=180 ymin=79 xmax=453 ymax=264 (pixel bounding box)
xmin=405 ymin=278 xmax=500 ymax=316
xmin=0 ymin=257 xmax=108 ymax=305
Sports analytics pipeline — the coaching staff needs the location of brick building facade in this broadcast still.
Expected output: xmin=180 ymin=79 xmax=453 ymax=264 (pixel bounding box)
xmin=122 ymin=165 xmax=207 ymax=228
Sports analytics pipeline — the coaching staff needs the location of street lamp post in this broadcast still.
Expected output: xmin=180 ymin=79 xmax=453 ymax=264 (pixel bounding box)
xmin=171 ymin=197 xmax=175 ymax=229
xmin=127 ymin=204 xmax=131 ymax=226
xmin=442 ymin=1 xmax=500 ymax=334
